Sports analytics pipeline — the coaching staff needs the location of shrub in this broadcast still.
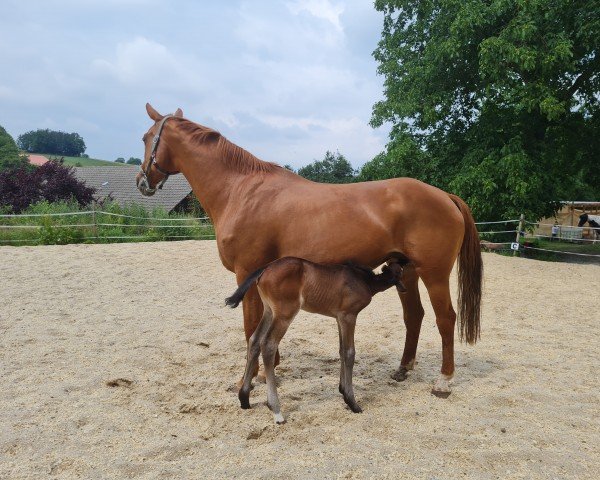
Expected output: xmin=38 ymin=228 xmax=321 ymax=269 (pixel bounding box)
xmin=0 ymin=161 xmax=95 ymax=213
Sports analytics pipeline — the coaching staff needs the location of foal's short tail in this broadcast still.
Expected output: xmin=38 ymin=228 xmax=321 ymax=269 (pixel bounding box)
xmin=449 ymin=194 xmax=483 ymax=344
xmin=225 ymin=267 xmax=266 ymax=308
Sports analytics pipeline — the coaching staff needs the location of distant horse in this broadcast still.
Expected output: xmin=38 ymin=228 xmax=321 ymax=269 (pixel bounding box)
xmin=137 ymin=104 xmax=483 ymax=397
xmin=226 ymin=258 xmax=405 ymax=424
xmin=578 ymin=213 xmax=600 ymax=243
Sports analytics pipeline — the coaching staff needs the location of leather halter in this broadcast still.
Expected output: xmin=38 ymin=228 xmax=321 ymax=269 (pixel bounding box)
xmin=139 ymin=114 xmax=180 ymax=192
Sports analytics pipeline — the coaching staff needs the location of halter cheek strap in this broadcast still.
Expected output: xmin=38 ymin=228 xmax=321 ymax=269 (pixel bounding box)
xmin=140 ymin=114 xmax=180 ymax=192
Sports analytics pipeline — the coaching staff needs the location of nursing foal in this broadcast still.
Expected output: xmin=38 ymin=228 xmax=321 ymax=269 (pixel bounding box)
xmin=226 ymin=257 xmax=405 ymax=424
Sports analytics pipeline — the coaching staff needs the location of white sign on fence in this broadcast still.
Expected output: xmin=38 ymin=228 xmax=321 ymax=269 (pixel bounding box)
xmin=510 ymin=242 xmax=520 ymax=251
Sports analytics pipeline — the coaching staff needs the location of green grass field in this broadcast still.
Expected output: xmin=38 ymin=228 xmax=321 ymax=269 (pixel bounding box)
xmin=34 ymin=153 xmax=125 ymax=167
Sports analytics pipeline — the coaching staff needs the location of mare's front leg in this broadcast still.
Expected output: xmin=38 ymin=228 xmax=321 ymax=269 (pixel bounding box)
xmin=337 ymin=313 xmax=361 ymax=413
xmin=393 ymin=264 xmax=425 ymax=382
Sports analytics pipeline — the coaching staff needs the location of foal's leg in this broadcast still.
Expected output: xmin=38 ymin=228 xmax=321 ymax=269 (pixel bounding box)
xmin=392 ymin=264 xmax=425 ymax=382
xmin=420 ymin=273 xmax=457 ymax=398
xmin=239 ymin=281 xmax=280 ymax=383
xmin=337 ymin=313 xmax=362 ymax=413
xmin=261 ymin=312 xmax=296 ymax=424
xmin=238 ymin=307 xmax=273 ymax=409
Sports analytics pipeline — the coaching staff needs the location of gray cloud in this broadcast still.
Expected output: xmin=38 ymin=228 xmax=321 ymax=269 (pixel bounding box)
xmin=0 ymin=0 xmax=389 ymax=168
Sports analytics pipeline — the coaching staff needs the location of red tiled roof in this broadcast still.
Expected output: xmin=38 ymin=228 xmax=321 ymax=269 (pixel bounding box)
xmin=28 ymin=154 xmax=49 ymax=166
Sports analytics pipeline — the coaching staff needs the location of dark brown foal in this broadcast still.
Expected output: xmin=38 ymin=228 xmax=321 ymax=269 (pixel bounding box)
xmin=226 ymin=257 xmax=405 ymax=424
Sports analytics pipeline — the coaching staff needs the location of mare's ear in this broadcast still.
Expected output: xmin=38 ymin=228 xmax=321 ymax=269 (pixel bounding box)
xmin=146 ymin=103 xmax=163 ymax=121
xmin=174 ymin=108 xmax=183 ymax=118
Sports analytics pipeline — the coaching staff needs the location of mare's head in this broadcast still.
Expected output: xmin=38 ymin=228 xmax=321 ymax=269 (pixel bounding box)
xmin=578 ymin=213 xmax=588 ymax=227
xmin=136 ymin=103 xmax=183 ymax=196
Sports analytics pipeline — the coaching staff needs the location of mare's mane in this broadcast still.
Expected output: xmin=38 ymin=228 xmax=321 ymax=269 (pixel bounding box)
xmin=175 ymin=118 xmax=280 ymax=174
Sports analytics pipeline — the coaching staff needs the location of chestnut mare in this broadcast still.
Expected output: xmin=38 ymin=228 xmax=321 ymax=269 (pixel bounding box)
xmin=136 ymin=104 xmax=483 ymax=397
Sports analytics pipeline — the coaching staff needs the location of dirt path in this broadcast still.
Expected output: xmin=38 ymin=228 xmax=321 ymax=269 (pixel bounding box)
xmin=1 ymin=241 xmax=598 ymax=479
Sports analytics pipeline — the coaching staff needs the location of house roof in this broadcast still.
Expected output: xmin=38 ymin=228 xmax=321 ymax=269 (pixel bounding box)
xmin=28 ymin=154 xmax=49 ymax=166
xmin=73 ymin=165 xmax=192 ymax=212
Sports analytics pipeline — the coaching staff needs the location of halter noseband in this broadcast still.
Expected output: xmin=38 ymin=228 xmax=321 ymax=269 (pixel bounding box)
xmin=139 ymin=114 xmax=180 ymax=193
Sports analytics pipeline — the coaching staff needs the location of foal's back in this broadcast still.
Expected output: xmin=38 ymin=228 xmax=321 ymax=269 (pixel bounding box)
xmin=258 ymin=257 xmax=373 ymax=318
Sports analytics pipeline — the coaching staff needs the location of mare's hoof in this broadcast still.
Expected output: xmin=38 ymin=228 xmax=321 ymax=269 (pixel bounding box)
xmin=255 ymin=371 xmax=267 ymax=384
xmin=391 ymin=367 xmax=409 ymax=382
xmin=431 ymin=389 xmax=451 ymax=399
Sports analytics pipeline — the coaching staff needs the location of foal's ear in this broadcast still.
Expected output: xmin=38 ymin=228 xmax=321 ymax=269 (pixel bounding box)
xmin=146 ymin=103 xmax=163 ymax=121
xmin=174 ymin=108 xmax=183 ymax=118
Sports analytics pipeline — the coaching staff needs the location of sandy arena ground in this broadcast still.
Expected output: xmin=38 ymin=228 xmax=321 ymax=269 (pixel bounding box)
xmin=1 ymin=241 xmax=598 ymax=479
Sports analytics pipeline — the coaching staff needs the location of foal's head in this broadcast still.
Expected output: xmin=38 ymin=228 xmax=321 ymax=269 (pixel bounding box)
xmin=381 ymin=262 xmax=406 ymax=291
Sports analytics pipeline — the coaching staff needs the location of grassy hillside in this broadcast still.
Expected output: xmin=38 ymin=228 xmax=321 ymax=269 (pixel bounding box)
xmin=33 ymin=153 xmax=125 ymax=167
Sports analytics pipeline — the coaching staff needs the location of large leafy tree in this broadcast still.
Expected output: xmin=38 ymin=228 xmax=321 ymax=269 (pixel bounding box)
xmin=369 ymin=0 xmax=600 ymax=221
xmin=18 ymin=129 xmax=86 ymax=157
xmin=297 ymin=151 xmax=356 ymax=183
xmin=0 ymin=125 xmax=30 ymax=171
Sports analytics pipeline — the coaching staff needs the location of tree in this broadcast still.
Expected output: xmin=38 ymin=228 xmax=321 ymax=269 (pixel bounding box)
xmin=0 ymin=161 xmax=96 ymax=213
xmin=115 ymin=157 xmax=125 ymax=163
xmin=0 ymin=125 xmax=31 ymax=172
xmin=126 ymin=157 xmax=142 ymax=165
xmin=370 ymin=0 xmax=600 ymax=221
xmin=297 ymin=151 xmax=356 ymax=183
xmin=17 ymin=129 xmax=86 ymax=156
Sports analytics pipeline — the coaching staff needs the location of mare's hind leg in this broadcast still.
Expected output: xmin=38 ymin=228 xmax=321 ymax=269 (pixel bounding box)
xmin=392 ymin=264 xmax=425 ymax=382
xmin=419 ymin=273 xmax=457 ymax=398
xmin=337 ymin=313 xmax=361 ymax=413
xmin=238 ymin=307 xmax=273 ymax=409
xmin=261 ymin=312 xmax=296 ymax=424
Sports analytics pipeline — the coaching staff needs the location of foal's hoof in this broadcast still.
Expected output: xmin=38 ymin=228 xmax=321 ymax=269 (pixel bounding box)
xmin=239 ymin=391 xmax=251 ymax=409
xmin=431 ymin=389 xmax=451 ymax=399
xmin=343 ymin=395 xmax=363 ymax=413
xmin=273 ymin=413 xmax=286 ymax=425
xmin=391 ymin=367 xmax=409 ymax=382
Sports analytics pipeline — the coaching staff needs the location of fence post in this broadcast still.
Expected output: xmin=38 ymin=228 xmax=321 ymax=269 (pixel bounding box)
xmin=92 ymin=202 xmax=98 ymax=239
xmin=514 ymin=213 xmax=525 ymax=256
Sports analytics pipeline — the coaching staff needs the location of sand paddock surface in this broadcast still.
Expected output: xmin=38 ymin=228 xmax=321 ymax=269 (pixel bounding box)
xmin=1 ymin=241 xmax=598 ymax=479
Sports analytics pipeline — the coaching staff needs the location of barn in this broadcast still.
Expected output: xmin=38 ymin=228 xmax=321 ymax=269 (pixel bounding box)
xmin=73 ymin=165 xmax=193 ymax=213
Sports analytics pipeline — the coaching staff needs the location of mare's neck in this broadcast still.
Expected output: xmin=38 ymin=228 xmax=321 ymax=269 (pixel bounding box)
xmin=165 ymin=124 xmax=254 ymax=225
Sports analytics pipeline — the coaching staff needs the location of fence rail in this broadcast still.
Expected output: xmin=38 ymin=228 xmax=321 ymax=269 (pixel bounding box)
xmin=0 ymin=209 xmax=215 ymax=245
xmin=1 ymin=210 xmax=598 ymax=260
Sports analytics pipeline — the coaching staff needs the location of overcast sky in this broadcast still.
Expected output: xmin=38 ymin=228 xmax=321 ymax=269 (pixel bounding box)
xmin=0 ymin=0 xmax=389 ymax=169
